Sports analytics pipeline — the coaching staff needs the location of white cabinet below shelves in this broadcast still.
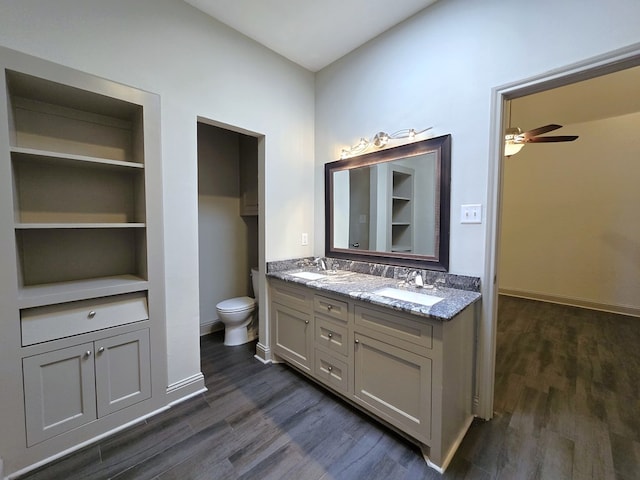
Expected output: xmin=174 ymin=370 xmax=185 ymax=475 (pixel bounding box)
xmin=23 ymin=329 xmax=151 ymax=446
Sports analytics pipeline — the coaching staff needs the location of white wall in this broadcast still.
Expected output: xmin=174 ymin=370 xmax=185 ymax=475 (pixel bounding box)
xmin=500 ymin=112 xmax=640 ymax=314
xmin=0 ymin=0 xmax=315 ymax=388
xmin=314 ymin=0 xmax=640 ymax=414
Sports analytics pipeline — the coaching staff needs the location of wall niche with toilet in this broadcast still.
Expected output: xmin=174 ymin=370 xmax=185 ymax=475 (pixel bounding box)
xmin=197 ymin=122 xmax=259 ymax=341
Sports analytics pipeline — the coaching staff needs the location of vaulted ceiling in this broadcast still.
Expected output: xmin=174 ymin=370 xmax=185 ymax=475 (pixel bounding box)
xmin=183 ymin=0 xmax=438 ymax=71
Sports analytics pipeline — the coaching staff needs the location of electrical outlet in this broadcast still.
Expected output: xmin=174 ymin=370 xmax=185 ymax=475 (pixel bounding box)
xmin=461 ymin=204 xmax=482 ymax=224
xmin=301 ymin=233 xmax=308 ymax=245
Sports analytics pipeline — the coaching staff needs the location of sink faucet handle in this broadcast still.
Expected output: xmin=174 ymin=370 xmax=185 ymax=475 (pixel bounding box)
xmin=314 ymin=257 xmax=327 ymax=271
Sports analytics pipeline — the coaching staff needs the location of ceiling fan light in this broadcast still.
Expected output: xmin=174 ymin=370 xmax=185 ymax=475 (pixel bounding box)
xmin=504 ymin=141 xmax=525 ymax=157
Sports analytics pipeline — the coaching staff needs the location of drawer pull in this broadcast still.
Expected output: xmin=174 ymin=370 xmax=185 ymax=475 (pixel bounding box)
xmin=97 ymin=347 xmax=105 ymax=354
xmin=88 ymin=310 xmax=96 ymax=319
xmin=327 ymin=366 xmax=333 ymax=372
xmin=85 ymin=350 xmax=92 ymax=358
xmin=327 ymin=332 xmax=333 ymax=338
xmin=355 ymin=339 xmax=359 ymax=344
xmin=327 ymin=305 xmax=333 ymax=311
xmin=305 ymin=320 xmax=309 ymax=325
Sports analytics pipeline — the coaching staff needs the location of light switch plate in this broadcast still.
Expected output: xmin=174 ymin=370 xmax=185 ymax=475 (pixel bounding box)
xmin=301 ymin=233 xmax=308 ymax=245
xmin=461 ymin=204 xmax=482 ymax=224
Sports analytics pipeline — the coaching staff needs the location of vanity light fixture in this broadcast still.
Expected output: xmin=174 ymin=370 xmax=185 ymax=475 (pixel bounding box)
xmin=340 ymin=127 xmax=432 ymax=159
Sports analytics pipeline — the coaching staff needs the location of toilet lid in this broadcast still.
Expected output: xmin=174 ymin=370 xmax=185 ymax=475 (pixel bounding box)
xmin=216 ymin=296 xmax=255 ymax=313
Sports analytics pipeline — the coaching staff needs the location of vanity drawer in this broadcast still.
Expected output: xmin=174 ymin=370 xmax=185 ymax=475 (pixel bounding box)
xmin=21 ymin=292 xmax=148 ymax=346
xmin=314 ymin=349 xmax=349 ymax=395
xmin=314 ymin=294 xmax=348 ymax=323
xmin=270 ymin=279 xmax=312 ymax=314
xmin=315 ymin=316 xmax=348 ymax=357
xmin=354 ymin=305 xmax=433 ymax=352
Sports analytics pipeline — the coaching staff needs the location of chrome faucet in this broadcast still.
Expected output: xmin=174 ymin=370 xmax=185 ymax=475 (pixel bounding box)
xmin=314 ymin=257 xmax=327 ymax=271
xmin=407 ymin=270 xmax=424 ymax=288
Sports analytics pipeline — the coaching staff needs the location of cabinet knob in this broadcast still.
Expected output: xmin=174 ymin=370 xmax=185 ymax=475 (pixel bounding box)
xmin=355 ymin=339 xmax=359 ymax=344
xmin=98 ymin=347 xmax=105 ymax=354
xmin=305 ymin=320 xmax=309 ymax=325
xmin=88 ymin=310 xmax=96 ymax=319
xmin=327 ymin=366 xmax=333 ymax=372
xmin=85 ymin=350 xmax=92 ymax=357
xmin=327 ymin=305 xmax=333 ymax=311
xmin=327 ymin=332 xmax=333 ymax=338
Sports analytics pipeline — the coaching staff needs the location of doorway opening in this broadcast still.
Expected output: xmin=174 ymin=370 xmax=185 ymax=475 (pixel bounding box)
xmin=196 ymin=118 xmax=264 ymax=346
xmin=481 ymin=43 xmax=640 ymax=421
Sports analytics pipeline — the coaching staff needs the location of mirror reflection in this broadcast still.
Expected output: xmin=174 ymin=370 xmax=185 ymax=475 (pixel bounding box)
xmin=325 ymin=135 xmax=451 ymax=271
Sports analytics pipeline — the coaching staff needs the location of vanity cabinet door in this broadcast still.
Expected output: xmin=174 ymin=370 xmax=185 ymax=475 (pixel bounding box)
xmin=23 ymin=343 xmax=97 ymax=446
xmin=272 ymin=302 xmax=313 ymax=372
xmin=95 ymin=329 xmax=151 ymax=417
xmin=353 ymin=331 xmax=432 ymax=443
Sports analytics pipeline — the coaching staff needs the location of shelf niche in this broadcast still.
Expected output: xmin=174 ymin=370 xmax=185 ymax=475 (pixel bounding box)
xmin=6 ymin=70 xmax=144 ymax=164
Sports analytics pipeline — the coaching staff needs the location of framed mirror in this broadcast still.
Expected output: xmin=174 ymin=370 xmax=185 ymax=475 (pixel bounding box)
xmin=325 ymin=134 xmax=451 ymax=271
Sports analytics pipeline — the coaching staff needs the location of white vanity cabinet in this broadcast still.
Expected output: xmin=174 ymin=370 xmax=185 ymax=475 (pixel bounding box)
xmin=23 ymin=329 xmax=151 ymax=446
xmin=271 ymin=281 xmax=314 ymax=373
xmin=269 ymin=277 xmax=475 ymax=471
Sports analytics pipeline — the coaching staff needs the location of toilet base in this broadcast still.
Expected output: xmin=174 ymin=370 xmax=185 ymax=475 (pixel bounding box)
xmin=224 ymin=325 xmax=250 ymax=346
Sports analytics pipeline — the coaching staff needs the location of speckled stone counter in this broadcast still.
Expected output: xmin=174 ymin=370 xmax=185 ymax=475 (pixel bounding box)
xmin=266 ymin=257 xmax=481 ymax=321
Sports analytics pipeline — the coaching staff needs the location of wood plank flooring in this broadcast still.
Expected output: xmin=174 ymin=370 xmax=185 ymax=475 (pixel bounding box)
xmin=18 ymin=297 xmax=640 ymax=479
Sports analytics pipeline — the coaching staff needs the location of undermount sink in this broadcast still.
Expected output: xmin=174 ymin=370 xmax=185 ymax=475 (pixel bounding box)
xmin=289 ymin=271 xmax=327 ymax=280
xmin=373 ymin=287 xmax=443 ymax=307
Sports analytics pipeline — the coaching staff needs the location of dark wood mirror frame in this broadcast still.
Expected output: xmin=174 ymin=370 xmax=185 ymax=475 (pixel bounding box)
xmin=325 ymin=134 xmax=451 ymax=271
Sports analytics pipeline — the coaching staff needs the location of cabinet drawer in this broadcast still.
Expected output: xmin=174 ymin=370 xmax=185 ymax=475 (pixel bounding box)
xmin=315 ymin=317 xmax=348 ymax=357
xmin=314 ymin=349 xmax=349 ymax=395
xmin=314 ymin=294 xmax=348 ymax=323
xmin=355 ymin=305 xmax=433 ymax=352
xmin=21 ymin=292 xmax=148 ymax=346
xmin=270 ymin=280 xmax=312 ymax=314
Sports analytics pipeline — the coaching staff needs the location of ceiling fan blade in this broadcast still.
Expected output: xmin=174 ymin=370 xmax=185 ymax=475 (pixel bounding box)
xmin=522 ymin=124 xmax=563 ymax=138
xmin=526 ymin=135 xmax=579 ymax=143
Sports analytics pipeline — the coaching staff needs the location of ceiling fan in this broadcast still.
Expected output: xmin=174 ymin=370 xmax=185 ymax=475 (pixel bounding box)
xmin=504 ymin=124 xmax=579 ymax=157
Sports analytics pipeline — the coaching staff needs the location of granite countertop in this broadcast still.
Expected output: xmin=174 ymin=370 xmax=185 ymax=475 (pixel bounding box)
xmin=267 ymin=267 xmax=481 ymax=321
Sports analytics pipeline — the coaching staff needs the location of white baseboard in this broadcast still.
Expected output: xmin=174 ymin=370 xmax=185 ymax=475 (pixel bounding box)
xmin=165 ymin=372 xmax=206 ymax=404
xmin=254 ymin=342 xmax=272 ymax=363
xmin=199 ymin=319 xmax=223 ymax=336
xmin=499 ymin=288 xmax=640 ymax=318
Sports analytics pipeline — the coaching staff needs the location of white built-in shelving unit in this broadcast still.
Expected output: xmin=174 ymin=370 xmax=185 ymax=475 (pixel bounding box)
xmin=0 ymin=47 xmax=168 ymax=474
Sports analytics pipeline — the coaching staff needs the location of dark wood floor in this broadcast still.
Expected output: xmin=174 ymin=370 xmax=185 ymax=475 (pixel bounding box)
xmin=19 ymin=296 xmax=640 ymax=479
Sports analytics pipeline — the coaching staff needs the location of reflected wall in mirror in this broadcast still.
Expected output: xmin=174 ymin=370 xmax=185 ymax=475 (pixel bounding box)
xmin=325 ymin=134 xmax=451 ymax=271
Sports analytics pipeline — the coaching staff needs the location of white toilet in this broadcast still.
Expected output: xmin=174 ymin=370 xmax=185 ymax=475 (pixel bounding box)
xmin=216 ymin=268 xmax=259 ymax=346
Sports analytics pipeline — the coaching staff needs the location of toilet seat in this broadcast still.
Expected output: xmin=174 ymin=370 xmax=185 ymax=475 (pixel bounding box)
xmin=216 ymin=296 xmax=255 ymax=313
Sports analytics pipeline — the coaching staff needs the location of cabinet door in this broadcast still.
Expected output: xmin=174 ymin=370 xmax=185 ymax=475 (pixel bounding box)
xmin=353 ymin=332 xmax=431 ymax=443
xmin=272 ymin=302 xmax=313 ymax=372
xmin=23 ymin=343 xmax=97 ymax=446
xmin=95 ymin=329 xmax=151 ymax=417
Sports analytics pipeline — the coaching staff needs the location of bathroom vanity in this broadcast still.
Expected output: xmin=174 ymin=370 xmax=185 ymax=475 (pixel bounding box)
xmin=267 ymin=263 xmax=480 ymax=472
